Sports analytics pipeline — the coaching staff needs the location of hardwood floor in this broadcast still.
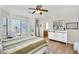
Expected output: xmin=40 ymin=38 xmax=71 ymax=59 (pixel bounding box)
xmin=43 ymin=37 xmax=75 ymax=54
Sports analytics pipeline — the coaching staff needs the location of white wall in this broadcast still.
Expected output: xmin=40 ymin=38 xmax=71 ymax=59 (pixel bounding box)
xmin=28 ymin=19 xmax=35 ymax=36
xmin=64 ymin=17 xmax=79 ymax=44
xmin=39 ymin=20 xmax=44 ymax=37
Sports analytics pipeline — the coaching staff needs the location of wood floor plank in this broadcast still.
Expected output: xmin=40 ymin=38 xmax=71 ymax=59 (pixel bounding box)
xmin=43 ymin=37 xmax=75 ymax=54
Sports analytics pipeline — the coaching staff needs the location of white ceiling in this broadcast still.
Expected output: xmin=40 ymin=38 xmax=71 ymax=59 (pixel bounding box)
xmin=0 ymin=5 xmax=79 ymax=19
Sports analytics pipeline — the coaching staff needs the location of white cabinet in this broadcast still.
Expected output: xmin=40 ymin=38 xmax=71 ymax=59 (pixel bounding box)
xmin=48 ymin=31 xmax=67 ymax=43
xmin=48 ymin=32 xmax=54 ymax=39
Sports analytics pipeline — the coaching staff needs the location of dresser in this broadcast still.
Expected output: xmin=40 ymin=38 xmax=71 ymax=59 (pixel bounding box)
xmin=48 ymin=31 xmax=67 ymax=43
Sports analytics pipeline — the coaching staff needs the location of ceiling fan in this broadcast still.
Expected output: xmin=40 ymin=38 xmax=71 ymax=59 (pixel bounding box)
xmin=28 ymin=5 xmax=48 ymax=15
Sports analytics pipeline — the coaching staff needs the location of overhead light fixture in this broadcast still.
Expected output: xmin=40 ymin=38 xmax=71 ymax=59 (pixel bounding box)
xmin=36 ymin=10 xmax=42 ymax=15
xmin=36 ymin=10 xmax=41 ymax=13
xmin=28 ymin=5 xmax=48 ymax=15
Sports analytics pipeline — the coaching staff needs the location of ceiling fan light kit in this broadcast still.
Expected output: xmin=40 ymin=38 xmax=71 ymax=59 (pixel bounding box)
xmin=36 ymin=10 xmax=41 ymax=13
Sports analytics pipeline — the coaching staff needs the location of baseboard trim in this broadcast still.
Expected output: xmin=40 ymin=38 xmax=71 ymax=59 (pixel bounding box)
xmin=49 ymin=39 xmax=66 ymax=44
xmin=49 ymin=39 xmax=73 ymax=46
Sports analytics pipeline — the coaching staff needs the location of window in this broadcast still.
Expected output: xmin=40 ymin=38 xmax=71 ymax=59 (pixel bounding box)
xmin=11 ymin=19 xmax=21 ymax=36
xmin=21 ymin=20 xmax=28 ymax=33
xmin=11 ymin=19 xmax=28 ymax=37
xmin=2 ymin=17 xmax=8 ymax=36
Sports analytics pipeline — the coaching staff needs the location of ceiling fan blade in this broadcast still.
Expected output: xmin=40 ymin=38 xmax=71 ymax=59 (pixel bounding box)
xmin=28 ymin=8 xmax=36 ymax=10
xmin=28 ymin=5 xmax=48 ymax=15
xmin=32 ymin=11 xmax=36 ymax=14
xmin=40 ymin=9 xmax=48 ymax=12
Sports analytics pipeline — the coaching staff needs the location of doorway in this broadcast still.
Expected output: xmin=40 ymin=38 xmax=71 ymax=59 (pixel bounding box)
xmin=43 ymin=22 xmax=48 ymax=37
